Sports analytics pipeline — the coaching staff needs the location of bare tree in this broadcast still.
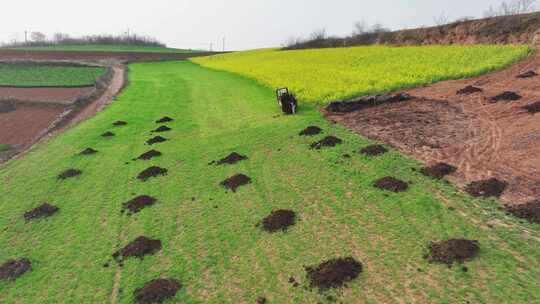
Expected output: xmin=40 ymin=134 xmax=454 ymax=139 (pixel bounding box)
xmin=53 ymin=32 xmax=70 ymax=43
xmin=30 ymin=32 xmax=46 ymax=42
xmin=309 ymin=29 xmax=327 ymax=41
xmin=484 ymin=0 xmax=537 ymax=17
xmin=433 ymin=12 xmax=450 ymax=26
xmin=369 ymin=23 xmax=390 ymax=34
xmin=352 ymin=21 xmax=368 ymax=36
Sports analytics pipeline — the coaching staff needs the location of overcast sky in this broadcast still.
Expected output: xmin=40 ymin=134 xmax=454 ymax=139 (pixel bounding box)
xmin=1 ymin=0 xmax=514 ymax=50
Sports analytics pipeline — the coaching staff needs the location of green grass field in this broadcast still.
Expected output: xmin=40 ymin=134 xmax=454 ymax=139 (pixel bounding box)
xmin=193 ymin=46 xmax=531 ymax=103
xmin=0 ymin=58 xmax=538 ymax=303
xmin=6 ymin=45 xmax=197 ymax=54
xmin=0 ymin=63 xmax=106 ymax=87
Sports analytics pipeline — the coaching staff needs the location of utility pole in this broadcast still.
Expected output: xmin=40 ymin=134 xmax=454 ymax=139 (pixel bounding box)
xmin=24 ymin=30 xmax=28 ymax=44
xmin=222 ymin=37 xmax=225 ymax=52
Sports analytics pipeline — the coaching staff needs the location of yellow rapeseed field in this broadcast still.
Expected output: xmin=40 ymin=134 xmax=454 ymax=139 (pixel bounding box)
xmin=192 ymin=45 xmax=530 ymax=103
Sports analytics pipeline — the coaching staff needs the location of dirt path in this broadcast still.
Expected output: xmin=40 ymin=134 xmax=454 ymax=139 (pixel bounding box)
xmin=326 ymin=52 xmax=540 ymax=205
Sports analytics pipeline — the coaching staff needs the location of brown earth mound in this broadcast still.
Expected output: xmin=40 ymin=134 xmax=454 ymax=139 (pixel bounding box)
xmin=58 ymin=169 xmax=82 ymax=180
xmin=134 ymin=278 xmax=182 ymax=304
xmin=156 ymin=116 xmax=174 ymax=123
xmin=421 ymin=163 xmax=457 ymax=179
xmin=0 ymin=100 xmax=16 ymax=113
xmin=310 ymin=136 xmax=343 ymax=149
xmin=262 ymin=209 xmax=296 ymax=232
xmin=0 ymin=258 xmax=31 ymax=281
xmin=360 ymin=144 xmax=388 ymax=156
xmin=465 ymin=178 xmax=507 ymax=198
xmin=305 ymin=257 xmax=362 ymax=291
xmin=80 ymin=148 xmax=98 ymax=155
xmin=146 ymin=136 xmax=167 ymax=145
xmin=220 ymin=174 xmax=251 ymax=192
xmin=490 ymin=91 xmax=522 ymax=102
xmin=256 ymin=296 xmax=267 ymax=304
xmin=101 ymin=131 xmax=115 ymax=137
xmin=426 ymin=239 xmax=480 ymax=266
xmin=299 ymin=126 xmax=323 ymax=136
xmin=136 ymin=150 xmax=162 ymax=160
xmin=113 ymin=236 xmax=162 ymax=262
xmin=153 ymin=125 xmax=171 ymax=132
xmin=457 ymin=86 xmax=483 ymax=95
xmin=216 ymin=152 xmax=248 ymax=165
xmin=123 ymin=195 xmax=157 ymax=214
xmin=326 ymin=93 xmax=411 ymax=113
xmin=113 ymin=120 xmax=127 ymax=126
xmin=504 ymin=200 xmax=540 ymax=223
xmin=24 ymin=203 xmax=59 ymax=221
xmin=137 ymin=167 xmax=168 ymax=181
xmin=374 ymin=177 xmax=409 ymax=192
xmin=517 ymin=70 xmax=538 ymax=78
xmin=523 ymin=101 xmax=540 ymax=114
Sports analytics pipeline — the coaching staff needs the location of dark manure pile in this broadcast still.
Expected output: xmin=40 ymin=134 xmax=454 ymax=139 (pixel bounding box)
xmin=360 ymin=144 xmax=388 ymax=156
xmin=490 ymin=91 xmax=522 ymax=102
xmin=374 ymin=177 xmax=409 ymax=192
xmin=156 ymin=116 xmax=174 ymax=123
xmin=58 ymin=169 xmax=82 ymax=180
xmin=153 ymin=125 xmax=172 ymax=133
xmin=425 ymin=239 xmax=479 ymax=266
xmin=101 ymin=131 xmax=115 ymax=137
xmin=523 ymin=101 xmax=540 ymax=114
xmin=216 ymin=152 xmax=248 ymax=165
xmin=24 ymin=203 xmax=59 ymax=221
xmin=146 ymin=136 xmax=167 ymax=145
xmin=137 ymin=166 xmax=168 ymax=181
xmin=305 ymin=257 xmax=362 ymax=291
xmin=517 ymin=70 xmax=538 ymax=78
xmin=0 ymin=100 xmax=16 ymax=113
xmin=420 ymin=163 xmax=457 ymax=179
xmin=299 ymin=126 xmax=322 ymax=136
xmin=326 ymin=93 xmax=411 ymax=113
xmin=123 ymin=195 xmax=157 ymax=214
xmin=113 ymin=121 xmax=127 ymax=126
xmin=80 ymin=148 xmax=98 ymax=155
xmin=504 ymin=200 xmax=540 ymax=223
xmin=456 ymin=85 xmax=483 ymax=95
xmin=134 ymin=278 xmax=182 ymax=304
xmin=261 ymin=209 xmax=296 ymax=232
xmin=310 ymin=136 xmax=342 ymax=150
xmin=465 ymin=178 xmax=507 ymax=198
xmin=113 ymin=236 xmax=162 ymax=262
xmin=220 ymin=174 xmax=251 ymax=192
xmin=0 ymin=258 xmax=31 ymax=281
xmin=136 ymin=150 xmax=162 ymax=160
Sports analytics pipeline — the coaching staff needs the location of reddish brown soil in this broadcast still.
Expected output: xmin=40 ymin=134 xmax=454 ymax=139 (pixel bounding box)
xmin=524 ymin=101 xmax=540 ymax=113
xmin=58 ymin=169 xmax=82 ymax=180
xmin=374 ymin=177 xmax=409 ymax=192
xmin=134 ymin=278 xmax=182 ymax=304
xmin=421 ymin=163 xmax=457 ymax=179
xmin=426 ymin=239 xmax=480 ymax=266
xmin=310 ymin=136 xmax=343 ymax=149
xmin=0 ymin=87 xmax=93 ymax=105
xmin=261 ymin=209 xmax=296 ymax=232
xmin=136 ymin=150 xmax=162 ymax=160
xmin=220 ymin=174 xmax=251 ymax=192
xmin=137 ymin=167 xmax=168 ymax=181
xmin=490 ymin=91 xmax=522 ymax=102
xmin=123 ymin=195 xmax=157 ymax=214
xmin=457 ymin=85 xmax=483 ymax=95
xmin=113 ymin=120 xmax=127 ymax=126
xmin=0 ymin=258 xmax=31 ymax=281
xmin=80 ymin=148 xmax=98 ymax=155
xmin=325 ymin=52 xmax=540 ymax=204
xmin=24 ymin=203 xmax=59 ymax=221
xmin=517 ymin=70 xmax=538 ymax=78
xmin=360 ymin=144 xmax=388 ymax=156
xmin=299 ymin=126 xmax=323 ymax=136
xmin=505 ymin=200 xmax=540 ymax=223
xmin=465 ymin=178 xmax=508 ymax=198
xmin=156 ymin=116 xmax=174 ymax=123
xmin=326 ymin=93 xmax=412 ymax=114
xmin=305 ymin=257 xmax=362 ymax=291
xmin=216 ymin=152 xmax=248 ymax=165
xmin=146 ymin=136 xmax=167 ymax=145
xmin=113 ymin=236 xmax=162 ymax=261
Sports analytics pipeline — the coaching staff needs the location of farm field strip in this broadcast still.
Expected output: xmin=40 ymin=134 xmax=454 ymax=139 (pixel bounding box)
xmin=4 ymin=45 xmax=196 ymax=54
xmin=0 ymin=63 xmax=106 ymax=87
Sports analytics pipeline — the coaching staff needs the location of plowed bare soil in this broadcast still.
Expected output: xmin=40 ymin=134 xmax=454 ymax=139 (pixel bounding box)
xmin=426 ymin=239 xmax=480 ymax=266
xmin=374 ymin=176 xmax=409 ymax=192
xmin=360 ymin=144 xmax=388 ymax=156
xmin=325 ymin=52 xmax=540 ymax=204
xmin=305 ymin=257 xmax=362 ymax=291
xmin=0 ymin=87 xmax=93 ymax=105
xmin=0 ymin=258 xmax=31 ymax=281
xmin=465 ymin=178 xmax=508 ymax=198
xmin=505 ymin=200 xmax=540 ymax=223
xmin=421 ymin=163 xmax=457 ymax=179
xmin=134 ymin=278 xmax=182 ymax=304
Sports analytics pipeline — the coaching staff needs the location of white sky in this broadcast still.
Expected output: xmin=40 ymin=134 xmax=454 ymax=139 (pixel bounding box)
xmin=1 ymin=0 xmax=513 ymax=50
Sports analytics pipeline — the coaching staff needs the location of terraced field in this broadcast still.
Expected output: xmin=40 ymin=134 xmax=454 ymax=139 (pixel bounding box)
xmin=1 ymin=51 xmax=539 ymax=303
xmin=0 ymin=63 xmax=106 ymax=87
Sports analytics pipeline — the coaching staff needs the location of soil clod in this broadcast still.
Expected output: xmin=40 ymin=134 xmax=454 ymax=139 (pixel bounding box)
xmin=146 ymin=136 xmax=167 ymax=145
xmin=517 ymin=70 xmax=538 ymax=78
xmin=326 ymin=93 xmax=412 ymax=113
xmin=156 ymin=116 xmax=174 ymax=123
xmin=374 ymin=177 xmax=409 ymax=192
xmin=504 ymin=200 xmax=540 ymax=223
xmin=465 ymin=178 xmax=507 ymax=198
xmin=305 ymin=257 xmax=362 ymax=291
xmin=80 ymin=148 xmax=98 ymax=155
xmin=134 ymin=278 xmax=181 ymax=304
xmin=137 ymin=150 xmax=162 ymax=160
xmin=24 ymin=203 xmax=59 ymax=221
xmin=220 ymin=174 xmax=251 ymax=192
xmin=113 ymin=236 xmax=162 ymax=262
xmin=0 ymin=258 xmax=31 ymax=281
xmin=137 ymin=166 xmax=168 ymax=181
xmin=113 ymin=121 xmax=127 ymax=126
xmin=523 ymin=101 xmax=540 ymax=114
xmin=0 ymin=101 xmax=16 ymax=113
xmin=310 ymin=136 xmax=342 ymax=149
xmin=262 ymin=209 xmax=296 ymax=232
xmin=490 ymin=91 xmax=522 ymax=102
xmin=123 ymin=195 xmax=157 ymax=214
xmin=456 ymin=86 xmax=483 ymax=95
xmin=420 ymin=163 xmax=457 ymax=179
xmin=426 ymin=239 xmax=480 ymax=266
xmin=153 ymin=125 xmax=171 ymax=133
xmin=360 ymin=144 xmax=388 ymax=156
xmin=216 ymin=152 xmax=248 ymax=165
xmin=58 ymin=169 xmax=82 ymax=180
xmin=299 ymin=126 xmax=322 ymax=136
